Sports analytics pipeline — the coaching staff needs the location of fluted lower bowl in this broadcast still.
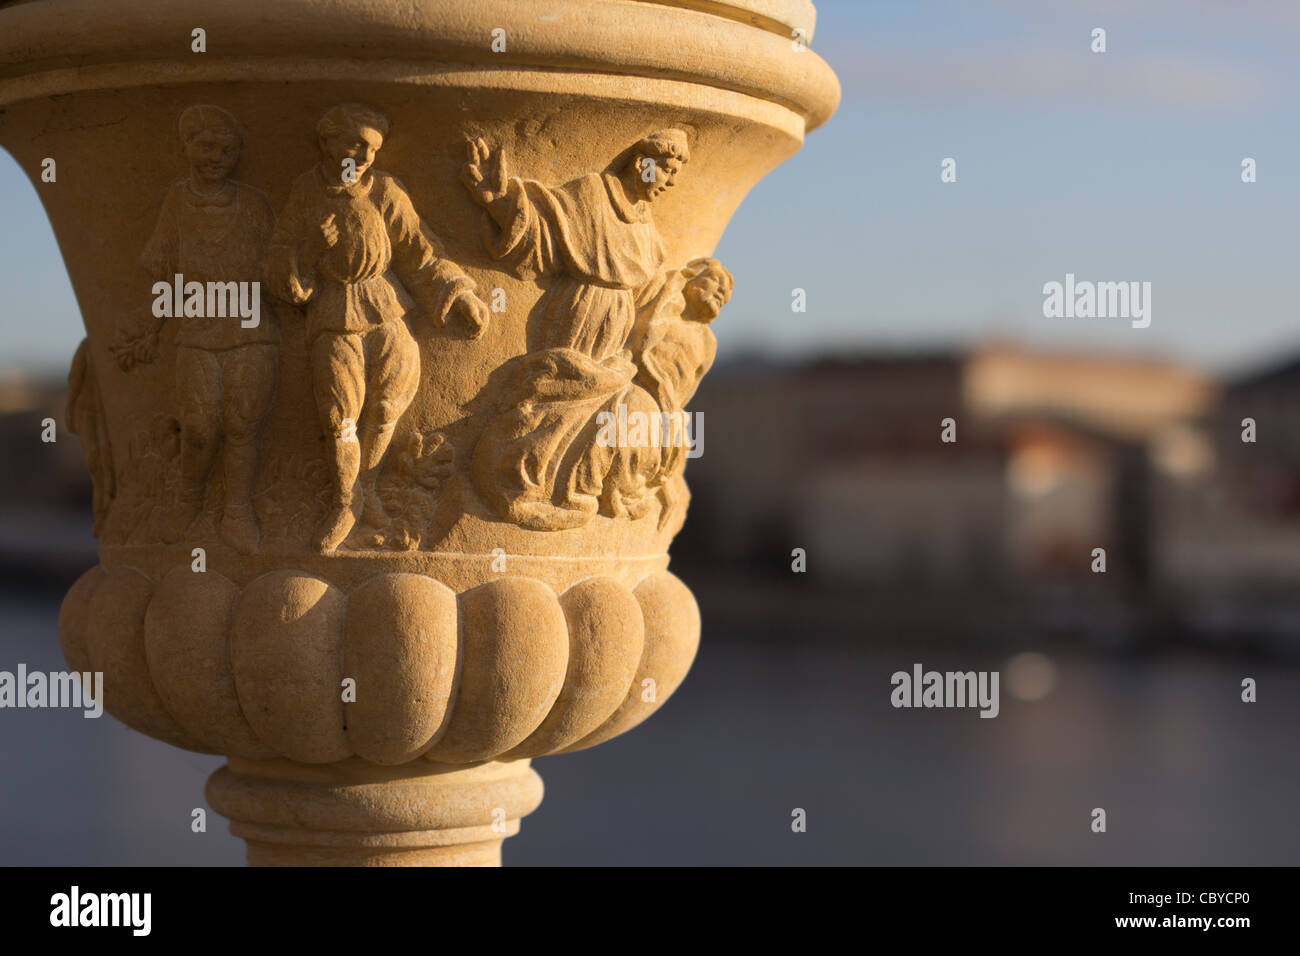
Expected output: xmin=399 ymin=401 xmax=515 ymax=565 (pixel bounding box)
xmin=61 ymin=561 xmax=700 ymax=764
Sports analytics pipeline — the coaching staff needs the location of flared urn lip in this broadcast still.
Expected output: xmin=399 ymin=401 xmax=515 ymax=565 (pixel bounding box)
xmin=0 ymin=0 xmax=840 ymax=132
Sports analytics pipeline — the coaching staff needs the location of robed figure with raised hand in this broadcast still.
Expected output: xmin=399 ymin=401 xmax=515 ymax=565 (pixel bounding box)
xmin=462 ymin=128 xmax=692 ymax=530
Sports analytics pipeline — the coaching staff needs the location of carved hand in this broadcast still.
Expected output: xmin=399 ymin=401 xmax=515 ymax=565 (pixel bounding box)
xmin=448 ymin=290 xmax=491 ymax=340
xmin=461 ymin=137 xmax=509 ymax=212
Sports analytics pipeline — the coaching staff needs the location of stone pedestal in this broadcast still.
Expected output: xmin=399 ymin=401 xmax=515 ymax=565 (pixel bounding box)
xmin=0 ymin=0 xmax=838 ymax=864
xmin=208 ymin=758 xmax=543 ymax=866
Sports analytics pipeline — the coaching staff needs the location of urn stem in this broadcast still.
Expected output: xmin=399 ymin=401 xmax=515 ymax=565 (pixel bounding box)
xmin=206 ymin=756 xmax=544 ymax=867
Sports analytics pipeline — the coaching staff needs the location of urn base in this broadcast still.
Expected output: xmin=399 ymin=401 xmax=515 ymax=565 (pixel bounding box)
xmin=206 ymin=756 xmax=544 ymax=867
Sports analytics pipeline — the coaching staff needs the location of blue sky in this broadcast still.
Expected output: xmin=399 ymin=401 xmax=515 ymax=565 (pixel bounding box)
xmin=2 ymin=0 xmax=1299 ymax=377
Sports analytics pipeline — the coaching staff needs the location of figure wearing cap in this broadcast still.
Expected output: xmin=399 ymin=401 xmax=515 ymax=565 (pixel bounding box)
xmin=267 ymin=103 xmax=490 ymax=552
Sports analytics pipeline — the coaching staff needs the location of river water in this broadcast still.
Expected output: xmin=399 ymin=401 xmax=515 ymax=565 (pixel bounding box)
xmin=1 ymin=591 xmax=1296 ymax=865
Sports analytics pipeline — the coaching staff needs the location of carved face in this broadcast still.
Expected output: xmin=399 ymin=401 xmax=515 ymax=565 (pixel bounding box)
xmin=184 ymin=129 xmax=240 ymax=184
xmin=321 ymin=125 xmax=385 ymax=182
xmin=683 ymin=270 xmax=729 ymax=320
xmin=633 ymin=153 xmax=683 ymax=202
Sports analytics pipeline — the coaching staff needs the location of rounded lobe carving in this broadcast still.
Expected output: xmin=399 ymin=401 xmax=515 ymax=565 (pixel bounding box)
xmin=507 ymin=575 xmax=645 ymax=758
xmin=144 ymin=566 xmax=274 ymax=758
xmin=344 ymin=572 xmax=460 ymax=765
xmin=59 ymin=563 xmax=700 ymax=764
xmin=232 ymin=570 xmax=350 ymax=763
xmin=84 ymin=566 xmax=213 ymax=752
xmin=58 ymin=563 xmax=106 ymax=676
xmin=560 ymin=570 xmax=699 ymax=753
xmin=426 ymin=577 xmax=569 ymax=764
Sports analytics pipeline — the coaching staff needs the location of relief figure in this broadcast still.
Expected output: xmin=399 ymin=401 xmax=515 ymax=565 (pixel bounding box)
xmin=462 ymin=128 xmax=691 ymax=529
xmin=266 ymin=103 xmax=490 ymax=552
xmin=631 ymin=255 xmax=733 ymax=526
xmin=113 ymin=105 xmax=280 ymax=554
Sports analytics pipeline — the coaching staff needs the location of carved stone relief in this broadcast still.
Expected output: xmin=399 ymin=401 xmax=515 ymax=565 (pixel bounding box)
xmin=110 ymin=104 xmax=279 ymax=554
xmin=72 ymin=110 xmax=730 ymax=553
xmin=462 ymin=130 xmax=729 ymax=531
xmin=264 ymin=103 xmax=489 ymax=552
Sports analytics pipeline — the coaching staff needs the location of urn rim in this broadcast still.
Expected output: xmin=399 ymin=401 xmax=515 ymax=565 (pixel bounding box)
xmin=0 ymin=0 xmax=840 ymax=131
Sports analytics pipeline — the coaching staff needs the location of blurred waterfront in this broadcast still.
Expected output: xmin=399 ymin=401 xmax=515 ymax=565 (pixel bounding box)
xmin=2 ymin=346 xmax=1299 ymax=865
xmin=3 ymin=588 xmax=1298 ymax=865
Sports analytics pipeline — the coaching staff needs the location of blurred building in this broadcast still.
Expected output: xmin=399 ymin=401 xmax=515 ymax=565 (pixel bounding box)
xmin=680 ymin=345 xmax=1252 ymax=648
xmin=1157 ymin=358 xmax=1300 ymax=653
xmin=0 ymin=367 xmax=97 ymax=582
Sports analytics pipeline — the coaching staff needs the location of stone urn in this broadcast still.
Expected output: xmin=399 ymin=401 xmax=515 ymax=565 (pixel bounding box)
xmin=0 ymin=0 xmax=838 ymax=865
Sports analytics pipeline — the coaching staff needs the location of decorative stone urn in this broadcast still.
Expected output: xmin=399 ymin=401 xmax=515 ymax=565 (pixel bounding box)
xmin=0 ymin=0 xmax=838 ymax=865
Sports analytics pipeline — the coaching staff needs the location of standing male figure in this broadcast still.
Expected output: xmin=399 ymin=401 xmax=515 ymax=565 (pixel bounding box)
xmin=121 ymin=104 xmax=279 ymax=554
xmin=266 ymin=103 xmax=489 ymax=552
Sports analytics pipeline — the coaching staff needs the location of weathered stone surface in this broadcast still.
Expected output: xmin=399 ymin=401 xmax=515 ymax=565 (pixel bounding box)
xmin=145 ymin=566 xmax=274 ymax=758
xmin=84 ymin=566 xmax=212 ymax=751
xmin=344 ymin=573 xmax=459 ymax=764
xmin=508 ymin=576 xmax=645 ymax=758
xmin=232 ymin=571 xmax=350 ymax=764
xmin=426 ymin=578 xmax=569 ymax=764
xmin=57 ymin=563 xmax=105 ymax=677
xmin=207 ymin=756 xmax=544 ymax=866
xmin=561 ymin=571 xmax=701 ymax=753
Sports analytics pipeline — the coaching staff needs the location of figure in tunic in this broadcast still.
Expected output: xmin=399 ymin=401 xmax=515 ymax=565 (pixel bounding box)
xmin=461 ymin=128 xmax=690 ymax=529
xmin=114 ymin=104 xmax=279 ymax=554
xmin=629 ymin=256 xmax=733 ymax=528
xmin=266 ymin=103 xmax=490 ymax=552
xmin=635 ymin=256 xmax=733 ymax=416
